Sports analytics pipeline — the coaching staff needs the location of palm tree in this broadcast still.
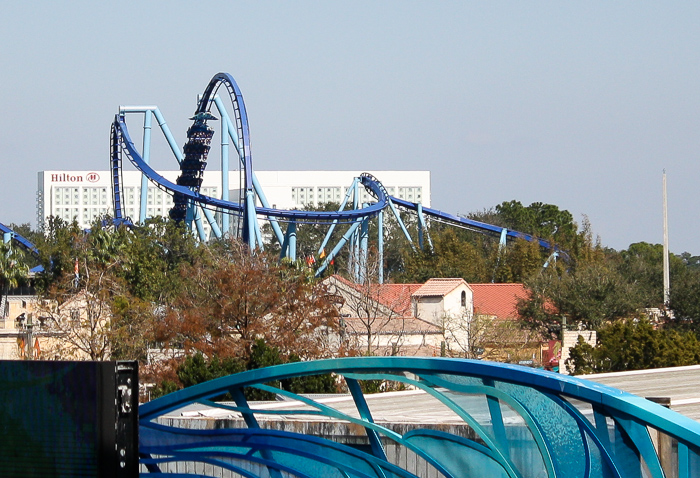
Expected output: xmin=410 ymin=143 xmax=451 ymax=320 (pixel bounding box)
xmin=0 ymin=242 xmax=29 ymax=319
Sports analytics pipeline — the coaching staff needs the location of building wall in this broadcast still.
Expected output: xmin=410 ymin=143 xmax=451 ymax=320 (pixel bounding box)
xmin=414 ymin=285 xmax=472 ymax=326
xmin=37 ymin=170 xmax=431 ymax=238
xmin=442 ymin=286 xmax=472 ymax=319
xmin=414 ymin=296 xmax=444 ymax=325
xmin=0 ymin=296 xmax=48 ymax=360
xmin=560 ymin=329 xmax=597 ymax=375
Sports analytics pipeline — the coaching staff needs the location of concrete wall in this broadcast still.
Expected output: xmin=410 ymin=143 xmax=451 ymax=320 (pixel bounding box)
xmin=560 ymin=329 xmax=597 ymax=374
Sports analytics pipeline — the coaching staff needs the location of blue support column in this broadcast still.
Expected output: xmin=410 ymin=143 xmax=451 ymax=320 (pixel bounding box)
xmin=483 ymin=379 xmax=509 ymax=458
xmin=139 ymin=111 xmax=152 ymax=224
xmin=252 ymin=173 xmax=284 ymax=245
xmin=378 ymin=210 xmax=384 ymax=284
xmin=221 ymin=115 xmax=230 ymax=236
xmin=318 ymin=178 xmax=359 ymax=256
xmin=245 ymin=190 xmax=258 ymax=250
xmin=347 ymin=378 xmax=387 ymax=461
xmin=360 ymin=206 xmax=369 ymax=284
xmin=315 ymin=221 xmax=361 ymax=277
xmin=499 ymin=228 xmax=507 ymax=251
xmin=287 ymin=221 xmax=297 ymax=261
xmin=417 ymin=203 xmax=433 ymax=252
xmin=352 ymin=182 xmax=360 ymax=282
xmin=200 ymin=207 xmax=222 ymax=239
xmin=253 ymin=217 xmax=264 ymax=250
xmin=679 ymin=442 xmax=689 ymax=478
xmin=151 ymin=108 xmax=184 ymax=163
xmin=387 ymin=199 xmax=417 ymax=252
xmin=192 ymin=207 xmax=207 ymax=241
xmin=417 ymin=203 xmax=424 ymax=250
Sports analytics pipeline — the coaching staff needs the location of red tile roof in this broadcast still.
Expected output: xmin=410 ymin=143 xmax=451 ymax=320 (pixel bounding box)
xmin=328 ymin=275 xmax=421 ymax=317
xmin=469 ymin=283 xmax=527 ymax=319
xmin=343 ymin=316 xmax=442 ymax=335
xmin=412 ymin=278 xmax=470 ymax=297
xmin=327 ymin=275 xmax=528 ymax=320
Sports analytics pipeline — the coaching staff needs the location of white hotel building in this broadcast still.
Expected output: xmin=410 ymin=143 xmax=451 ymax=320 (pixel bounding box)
xmin=37 ymin=170 xmax=430 ymax=236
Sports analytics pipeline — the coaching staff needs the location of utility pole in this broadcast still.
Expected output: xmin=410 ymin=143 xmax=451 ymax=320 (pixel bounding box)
xmin=663 ymin=170 xmax=670 ymax=308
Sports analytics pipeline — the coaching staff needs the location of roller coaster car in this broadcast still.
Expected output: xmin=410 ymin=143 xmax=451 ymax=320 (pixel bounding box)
xmin=183 ymin=142 xmax=210 ymax=156
xmin=188 ymin=111 xmax=218 ymax=122
xmin=169 ymin=205 xmax=187 ymax=221
xmin=177 ymin=176 xmax=204 ymax=188
xmin=186 ymin=123 xmax=215 ymax=139
xmin=181 ymin=159 xmax=207 ymax=172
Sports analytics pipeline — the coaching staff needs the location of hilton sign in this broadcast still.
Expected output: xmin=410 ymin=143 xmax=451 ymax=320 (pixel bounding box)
xmin=51 ymin=172 xmax=100 ymax=183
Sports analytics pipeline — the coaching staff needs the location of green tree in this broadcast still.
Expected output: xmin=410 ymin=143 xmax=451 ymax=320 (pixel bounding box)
xmin=518 ymin=261 xmax=641 ymax=334
xmin=0 ymin=242 xmax=29 ymax=313
xmin=617 ymin=242 xmax=685 ymax=309
xmin=494 ymin=200 xmax=577 ymax=249
xmin=566 ymin=319 xmax=700 ymax=374
xmin=34 ymin=219 xmax=159 ymax=361
xmin=669 ymin=268 xmax=700 ymax=330
xmin=156 ymin=239 xmax=341 ymax=362
xmin=396 ymin=228 xmax=488 ymax=283
xmin=163 ymin=340 xmax=336 ymax=401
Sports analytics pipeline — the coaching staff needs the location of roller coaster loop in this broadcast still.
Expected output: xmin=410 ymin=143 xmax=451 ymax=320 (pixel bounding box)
xmin=110 ymin=72 xmax=566 ymax=281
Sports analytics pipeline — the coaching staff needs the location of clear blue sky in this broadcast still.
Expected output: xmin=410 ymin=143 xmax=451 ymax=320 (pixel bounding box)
xmin=1 ymin=2 xmax=699 ymax=253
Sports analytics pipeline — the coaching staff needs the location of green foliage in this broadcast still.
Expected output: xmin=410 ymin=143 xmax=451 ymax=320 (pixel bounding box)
xmin=566 ymin=319 xmax=700 ymax=374
xmin=618 ymin=242 xmax=686 ymax=308
xmin=177 ymin=353 xmax=244 ymax=388
xmin=0 ymin=242 xmax=29 ymax=293
xmin=159 ymin=340 xmax=337 ymax=401
xmin=495 ymin=201 xmax=577 ymax=249
xmin=669 ymin=269 xmax=700 ymax=329
xmin=119 ymin=218 xmax=201 ymax=302
xmin=33 ymin=216 xmax=83 ymax=290
xmin=564 ymin=336 xmax=598 ymax=375
xmin=150 ymin=380 xmax=180 ymax=400
xmin=518 ymin=261 xmax=640 ymax=334
xmin=397 ymin=228 xmax=488 ymax=283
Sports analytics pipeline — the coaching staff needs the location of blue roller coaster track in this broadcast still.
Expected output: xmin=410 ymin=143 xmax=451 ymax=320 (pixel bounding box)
xmin=0 ymin=222 xmax=38 ymax=256
xmin=140 ymin=356 xmax=700 ymax=477
xmin=110 ymin=72 xmax=565 ymax=281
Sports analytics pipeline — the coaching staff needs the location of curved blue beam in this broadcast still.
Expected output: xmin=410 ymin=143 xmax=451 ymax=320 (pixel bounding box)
xmin=389 ymin=196 xmax=566 ymax=257
xmin=196 ymin=73 xmax=253 ymax=193
xmin=141 ymin=357 xmax=700 ymax=444
xmin=141 ymin=357 xmax=700 ymax=478
xmin=114 ymin=72 xmax=564 ymax=255
xmin=0 ymin=222 xmax=39 ymax=255
xmin=114 ymin=116 xmax=389 ymax=223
